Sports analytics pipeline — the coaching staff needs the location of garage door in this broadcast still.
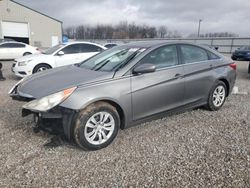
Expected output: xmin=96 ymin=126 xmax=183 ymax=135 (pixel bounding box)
xmin=2 ymin=21 xmax=29 ymax=38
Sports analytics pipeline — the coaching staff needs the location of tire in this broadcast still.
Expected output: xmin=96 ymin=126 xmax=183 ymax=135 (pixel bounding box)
xmin=73 ymin=102 xmax=120 ymax=150
xmin=206 ymin=81 xmax=227 ymax=111
xmin=23 ymin=52 xmax=32 ymax=56
xmin=231 ymin=57 xmax=237 ymax=61
xmin=33 ymin=64 xmax=51 ymax=73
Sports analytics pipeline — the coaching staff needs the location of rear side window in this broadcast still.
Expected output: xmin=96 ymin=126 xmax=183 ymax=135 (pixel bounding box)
xmin=11 ymin=43 xmax=25 ymax=48
xmin=79 ymin=44 xmax=103 ymax=53
xmin=207 ymin=51 xmax=220 ymax=60
xmin=180 ymin=45 xmax=209 ymax=64
xmin=140 ymin=45 xmax=178 ymax=69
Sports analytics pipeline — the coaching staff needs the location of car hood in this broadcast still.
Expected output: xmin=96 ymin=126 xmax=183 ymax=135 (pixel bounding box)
xmin=15 ymin=53 xmax=50 ymax=62
xmin=17 ymin=65 xmax=113 ymax=99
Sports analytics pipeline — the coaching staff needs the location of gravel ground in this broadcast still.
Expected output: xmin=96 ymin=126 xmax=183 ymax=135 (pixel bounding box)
xmin=0 ymin=59 xmax=249 ymax=187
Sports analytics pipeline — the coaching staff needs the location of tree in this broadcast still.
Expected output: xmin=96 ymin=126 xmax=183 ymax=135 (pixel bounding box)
xmin=158 ymin=26 xmax=167 ymax=38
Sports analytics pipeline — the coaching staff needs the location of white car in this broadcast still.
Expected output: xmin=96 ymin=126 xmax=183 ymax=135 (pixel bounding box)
xmin=12 ymin=42 xmax=107 ymax=77
xmin=0 ymin=41 xmax=39 ymax=60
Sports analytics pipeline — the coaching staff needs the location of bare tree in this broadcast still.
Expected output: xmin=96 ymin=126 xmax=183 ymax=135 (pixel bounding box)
xmin=64 ymin=21 xmax=183 ymax=40
xmin=158 ymin=26 xmax=167 ymax=38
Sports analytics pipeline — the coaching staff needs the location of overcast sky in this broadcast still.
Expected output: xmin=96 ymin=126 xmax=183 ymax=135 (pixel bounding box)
xmin=15 ymin=0 xmax=250 ymax=37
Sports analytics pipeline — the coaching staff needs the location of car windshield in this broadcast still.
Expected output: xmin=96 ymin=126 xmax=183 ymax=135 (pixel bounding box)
xmin=42 ymin=44 xmax=65 ymax=55
xmin=79 ymin=47 xmax=145 ymax=72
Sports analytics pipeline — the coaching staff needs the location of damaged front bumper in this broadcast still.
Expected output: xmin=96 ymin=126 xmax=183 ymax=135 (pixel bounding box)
xmin=22 ymin=106 xmax=77 ymax=141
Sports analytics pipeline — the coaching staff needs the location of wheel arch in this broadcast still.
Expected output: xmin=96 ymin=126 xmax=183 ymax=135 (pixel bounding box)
xmin=218 ymin=77 xmax=230 ymax=97
xmin=32 ymin=63 xmax=52 ymax=73
xmin=79 ymin=99 xmax=127 ymax=129
xmin=23 ymin=52 xmax=32 ymax=56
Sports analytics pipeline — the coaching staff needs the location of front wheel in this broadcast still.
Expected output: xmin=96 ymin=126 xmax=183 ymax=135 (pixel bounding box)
xmin=73 ymin=102 xmax=120 ymax=150
xmin=33 ymin=64 xmax=51 ymax=73
xmin=206 ymin=81 xmax=227 ymax=111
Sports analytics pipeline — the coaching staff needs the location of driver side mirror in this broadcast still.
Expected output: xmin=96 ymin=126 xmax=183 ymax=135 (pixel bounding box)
xmin=57 ymin=51 xmax=65 ymax=56
xmin=133 ymin=63 xmax=156 ymax=75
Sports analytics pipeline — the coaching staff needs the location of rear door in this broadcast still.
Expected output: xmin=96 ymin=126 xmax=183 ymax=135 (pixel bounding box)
xmin=179 ymin=44 xmax=219 ymax=104
xmin=131 ymin=45 xmax=185 ymax=121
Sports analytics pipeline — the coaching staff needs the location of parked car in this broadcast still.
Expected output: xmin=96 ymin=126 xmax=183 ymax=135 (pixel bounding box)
xmin=0 ymin=41 xmax=39 ymax=60
xmin=9 ymin=41 xmax=236 ymax=150
xmin=231 ymin=46 xmax=250 ymax=61
xmin=12 ymin=42 xmax=107 ymax=77
xmin=104 ymin=43 xmax=118 ymax=49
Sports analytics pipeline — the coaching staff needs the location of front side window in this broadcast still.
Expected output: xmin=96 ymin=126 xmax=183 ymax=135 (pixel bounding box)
xmin=80 ymin=47 xmax=144 ymax=72
xmin=139 ymin=45 xmax=178 ymax=69
xmin=62 ymin=44 xmax=81 ymax=54
xmin=180 ymin=45 xmax=209 ymax=64
xmin=43 ymin=44 xmax=65 ymax=55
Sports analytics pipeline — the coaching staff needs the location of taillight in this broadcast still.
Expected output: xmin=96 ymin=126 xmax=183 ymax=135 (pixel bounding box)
xmin=229 ymin=63 xmax=236 ymax=70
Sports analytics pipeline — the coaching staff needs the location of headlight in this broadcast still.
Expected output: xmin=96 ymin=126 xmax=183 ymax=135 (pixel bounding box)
xmin=23 ymin=87 xmax=77 ymax=112
xmin=18 ymin=60 xmax=32 ymax=66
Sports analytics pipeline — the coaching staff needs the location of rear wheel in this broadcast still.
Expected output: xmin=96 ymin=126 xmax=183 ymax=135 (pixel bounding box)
xmin=33 ymin=64 xmax=51 ymax=73
xmin=206 ymin=81 xmax=227 ymax=111
xmin=73 ymin=102 xmax=120 ymax=150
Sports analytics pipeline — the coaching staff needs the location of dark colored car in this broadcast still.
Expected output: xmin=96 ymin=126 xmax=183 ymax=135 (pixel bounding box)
xmin=231 ymin=46 xmax=250 ymax=61
xmin=9 ymin=41 xmax=236 ymax=150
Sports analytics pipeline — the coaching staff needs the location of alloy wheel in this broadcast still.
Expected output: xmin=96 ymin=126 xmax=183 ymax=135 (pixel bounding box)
xmin=84 ymin=112 xmax=115 ymax=145
xmin=212 ymin=85 xmax=226 ymax=107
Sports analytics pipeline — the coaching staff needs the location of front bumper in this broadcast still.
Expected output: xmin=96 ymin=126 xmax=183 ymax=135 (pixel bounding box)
xmin=12 ymin=62 xmax=32 ymax=77
xmin=23 ymin=106 xmax=77 ymax=141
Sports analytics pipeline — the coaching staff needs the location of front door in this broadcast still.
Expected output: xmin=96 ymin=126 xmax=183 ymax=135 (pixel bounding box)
xmin=131 ymin=45 xmax=185 ymax=121
xmin=54 ymin=44 xmax=81 ymax=67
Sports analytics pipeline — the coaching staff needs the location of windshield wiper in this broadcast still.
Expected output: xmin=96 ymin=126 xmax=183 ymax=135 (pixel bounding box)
xmin=113 ymin=52 xmax=138 ymax=71
xmin=91 ymin=59 xmax=111 ymax=71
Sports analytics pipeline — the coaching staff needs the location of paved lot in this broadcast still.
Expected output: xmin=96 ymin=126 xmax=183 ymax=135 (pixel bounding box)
xmin=0 ymin=58 xmax=249 ymax=187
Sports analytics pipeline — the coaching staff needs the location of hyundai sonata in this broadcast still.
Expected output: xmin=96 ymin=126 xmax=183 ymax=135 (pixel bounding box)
xmin=9 ymin=41 xmax=236 ymax=150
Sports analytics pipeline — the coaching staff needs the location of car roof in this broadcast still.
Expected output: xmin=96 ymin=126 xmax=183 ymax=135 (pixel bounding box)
xmin=119 ymin=40 xmax=200 ymax=49
xmin=63 ymin=41 xmax=106 ymax=48
xmin=0 ymin=41 xmax=26 ymax=45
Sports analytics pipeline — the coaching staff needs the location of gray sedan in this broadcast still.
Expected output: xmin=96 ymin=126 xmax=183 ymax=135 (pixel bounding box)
xmin=9 ymin=41 xmax=236 ymax=150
